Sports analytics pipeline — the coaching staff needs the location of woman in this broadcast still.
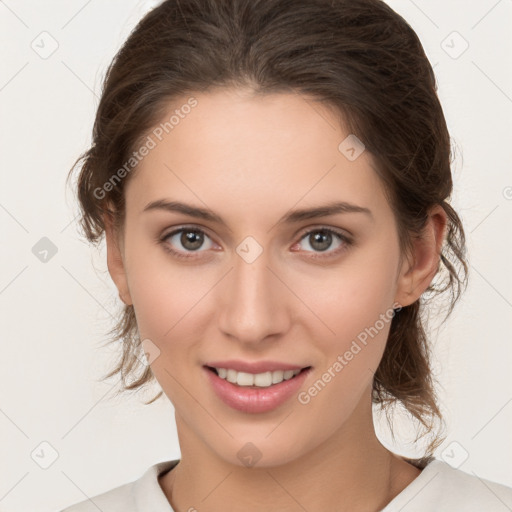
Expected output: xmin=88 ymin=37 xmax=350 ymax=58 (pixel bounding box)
xmin=62 ymin=0 xmax=512 ymax=510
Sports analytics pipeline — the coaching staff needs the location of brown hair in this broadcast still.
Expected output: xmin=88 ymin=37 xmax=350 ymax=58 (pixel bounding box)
xmin=67 ymin=0 xmax=468 ymax=458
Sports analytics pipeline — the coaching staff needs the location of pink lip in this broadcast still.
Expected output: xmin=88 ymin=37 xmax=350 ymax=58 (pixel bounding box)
xmin=204 ymin=359 xmax=306 ymax=373
xmin=203 ymin=366 xmax=312 ymax=414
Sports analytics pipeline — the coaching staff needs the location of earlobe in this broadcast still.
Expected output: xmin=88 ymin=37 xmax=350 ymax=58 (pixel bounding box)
xmin=104 ymin=212 xmax=133 ymax=306
xmin=394 ymin=205 xmax=447 ymax=308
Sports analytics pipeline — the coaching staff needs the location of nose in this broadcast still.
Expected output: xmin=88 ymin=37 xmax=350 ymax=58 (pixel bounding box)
xmin=217 ymin=247 xmax=291 ymax=346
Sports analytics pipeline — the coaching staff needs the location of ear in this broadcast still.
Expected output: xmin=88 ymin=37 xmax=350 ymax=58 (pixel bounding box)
xmin=394 ymin=204 xmax=448 ymax=308
xmin=104 ymin=211 xmax=133 ymax=306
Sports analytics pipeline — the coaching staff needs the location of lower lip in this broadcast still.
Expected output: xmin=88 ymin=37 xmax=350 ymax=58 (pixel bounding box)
xmin=204 ymin=366 xmax=312 ymax=414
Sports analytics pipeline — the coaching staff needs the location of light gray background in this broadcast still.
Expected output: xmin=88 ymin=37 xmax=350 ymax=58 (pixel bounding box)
xmin=1 ymin=1 xmax=511 ymax=511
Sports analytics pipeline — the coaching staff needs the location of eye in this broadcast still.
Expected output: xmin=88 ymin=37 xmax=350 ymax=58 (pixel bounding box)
xmin=160 ymin=226 xmax=216 ymax=260
xmin=292 ymin=227 xmax=352 ymax=258
xmin=159 ymin=225 xmax=352 ymax=261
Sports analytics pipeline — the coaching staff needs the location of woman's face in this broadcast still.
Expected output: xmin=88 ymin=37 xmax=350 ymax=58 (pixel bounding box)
xmin=108 ymin=88 xmax=425 ymax=467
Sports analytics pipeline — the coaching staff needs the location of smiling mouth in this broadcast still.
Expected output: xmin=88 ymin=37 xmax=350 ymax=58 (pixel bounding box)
xmin=205 ymin=365 xmax=312 ymax=388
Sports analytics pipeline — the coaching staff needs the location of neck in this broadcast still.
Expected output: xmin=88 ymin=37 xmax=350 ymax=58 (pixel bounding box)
xmin=159 ymin=390 xmax=421 ymax=512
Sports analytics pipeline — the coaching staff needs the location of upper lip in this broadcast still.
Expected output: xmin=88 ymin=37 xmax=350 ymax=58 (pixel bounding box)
xmin=205 ymin=360 xmax=310 ymax=373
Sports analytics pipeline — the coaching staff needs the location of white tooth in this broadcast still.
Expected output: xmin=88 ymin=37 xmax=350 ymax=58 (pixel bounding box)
xmin=226 ymin=369 xmax=238 ymax=384
xmin=236 ymin=371 xmax=255 ymax=386
xmin=215 ymin=368 xmax=302 ymax=386
xmin=254 ymin=371 xmax=273 ymax=387
xmin=272 ymin=370 xmax=284 ymax=384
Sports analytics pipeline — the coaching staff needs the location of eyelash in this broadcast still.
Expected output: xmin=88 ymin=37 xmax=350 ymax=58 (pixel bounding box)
xmin=158 ymin=225 xmax=353 ymax=261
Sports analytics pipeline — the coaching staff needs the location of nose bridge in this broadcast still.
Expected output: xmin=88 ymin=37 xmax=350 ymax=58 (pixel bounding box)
xmin=217 ymin=243 xmax=289 ymax=343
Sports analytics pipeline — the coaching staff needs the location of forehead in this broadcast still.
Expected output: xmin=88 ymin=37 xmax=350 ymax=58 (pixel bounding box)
xmin=125 ymin=88 xmax=388 ymax=221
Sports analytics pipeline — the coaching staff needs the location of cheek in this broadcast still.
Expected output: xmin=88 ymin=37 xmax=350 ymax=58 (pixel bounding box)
xmin=295 ymin=239 xmax=399 ymax=394
xmin=124 ymin=231 xmax=204 ymax=336
xmin=127 ymin=260 xmax=212 ymax=402
xmin=295 ymin=267 xmax=397 ymax=423
xmin=302 ymin=246 xmax=398 ymax=337
xmin=130 ymin=277 xmax=210 ymax=361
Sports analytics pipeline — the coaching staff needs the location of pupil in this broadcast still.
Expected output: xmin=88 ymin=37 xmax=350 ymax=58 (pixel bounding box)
xmin=311 ymin=231 xmax=331 ymax=252
xmin=182 ymin=231 xmax=203 ymax=250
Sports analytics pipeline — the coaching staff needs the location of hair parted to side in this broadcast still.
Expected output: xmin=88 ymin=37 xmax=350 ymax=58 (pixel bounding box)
xmin=66 ymin=0 xmax=468 ymax=458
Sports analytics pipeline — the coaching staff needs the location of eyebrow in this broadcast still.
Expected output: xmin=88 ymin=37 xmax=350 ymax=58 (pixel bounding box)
xmin=142 ymin=199 xmax=373 ymax=226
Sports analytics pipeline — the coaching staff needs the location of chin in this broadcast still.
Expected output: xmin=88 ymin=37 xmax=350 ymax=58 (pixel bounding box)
xmin=210 ymin=433 xmax=311 ymax=470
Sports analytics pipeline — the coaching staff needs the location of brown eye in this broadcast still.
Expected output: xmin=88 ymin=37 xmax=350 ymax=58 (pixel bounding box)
xmin=295 ymin=227 xmax=352 ymax=258
xmin=161 ymin=227 xmax=215 ymax=259
xmin=307 ymin=230 xmax=334 ymax=252
xmin=178 ymin=230 xmax=204 ymax=251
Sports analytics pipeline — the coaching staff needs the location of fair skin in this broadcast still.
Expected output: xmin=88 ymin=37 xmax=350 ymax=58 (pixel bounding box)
xmin=105 ymin=88 xmax=447 ymax=512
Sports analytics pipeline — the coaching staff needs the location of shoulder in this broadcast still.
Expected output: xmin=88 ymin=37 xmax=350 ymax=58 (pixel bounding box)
xmin=60 ymin=480 xmax=134 ymax=512
xmin=59 ymin=460 xmax=179 ymax=512
xmin=384 ymin=458 xmax=512 ymax=512
xmin=432 ymin=461 xmax=512 ymax=508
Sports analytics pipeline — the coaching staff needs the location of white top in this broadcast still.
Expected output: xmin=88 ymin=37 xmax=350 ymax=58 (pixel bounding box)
xmin=60 ymin=457 xmax=512 ymax=511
